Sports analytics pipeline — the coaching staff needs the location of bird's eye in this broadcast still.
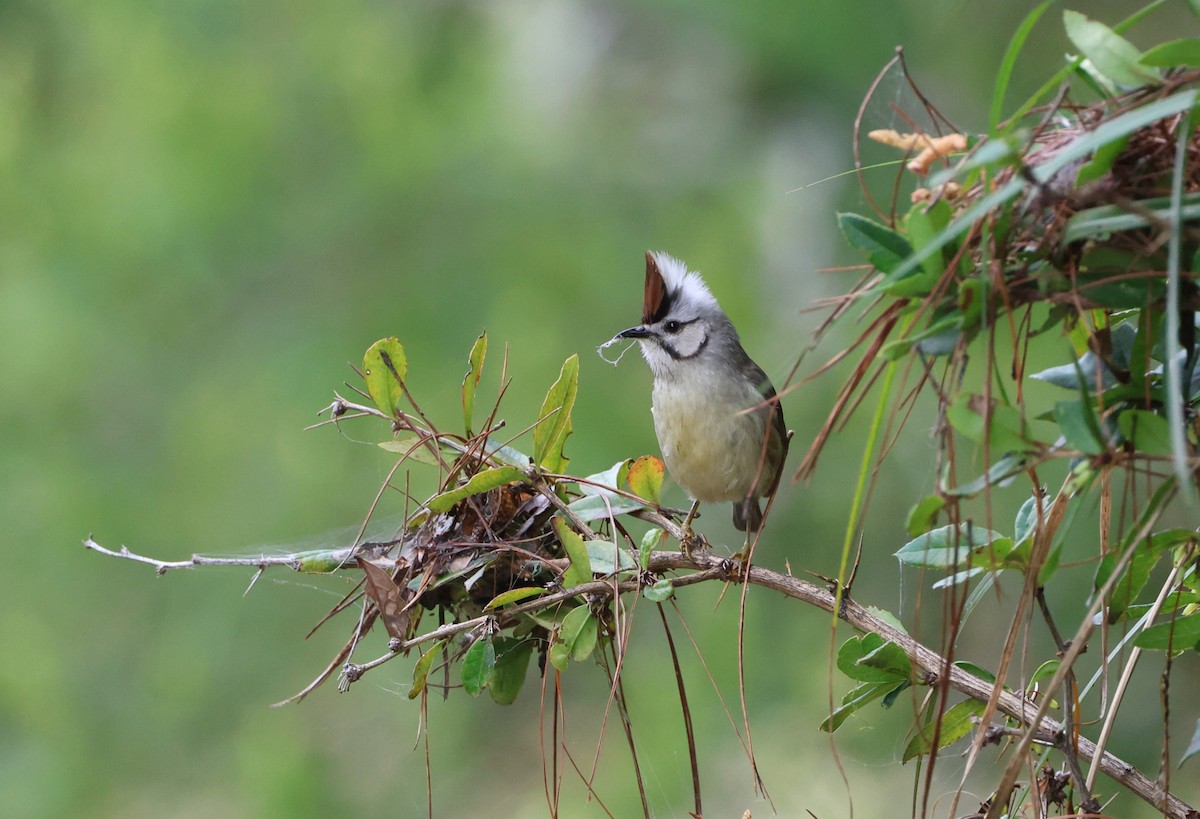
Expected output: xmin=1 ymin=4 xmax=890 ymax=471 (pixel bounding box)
xmin=664 ymin=320 xmax=681 ymax=334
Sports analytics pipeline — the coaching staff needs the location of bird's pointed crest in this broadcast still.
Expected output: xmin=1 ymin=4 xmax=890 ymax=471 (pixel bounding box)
xmin=642 ymin=251 xmax=669 ymax=324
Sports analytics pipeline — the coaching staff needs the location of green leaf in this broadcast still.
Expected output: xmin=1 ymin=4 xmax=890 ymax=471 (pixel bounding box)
xmin=820 ymin=680 xmax=904 ymax=732
xmin=490 ymin=637 xmax=534 ymax=705
xmin=838 ymin=212 xmax=913 ymax=275
xmin=1063 ymin=10 xmax=1161 ymax=89
xmin=1100 ymin=529 xmax=1197 ymax=622
xmin=462 ymin=331 xmax=487 ymax=436
xmin=643 ymin=578 xmax=674 ymax=602
xmin=461 ymin=635 xmax=496 ymax=696
xmin=294 ymin=549 xmax=353 ymax=573
xmin=534 ymin=354 xmax=579 ymax=474
xmin=941 ymin=453 xmax=1027 ymax=497
xmin=990 ymin=0 xmax=1054 ymax=133
xmin=905 ymin=495 xmax=946 ymax=538
xmin=1140 ymin=38 xmax=1200 ymax=68
xmin=1030 ymin=659 xmax=1060 ymax=686
xmin=1118 ymin=409 xmax=1173 ymax=456
xmin=1075 ymin=134 xmax=1129 ymax=187
xmin=554 ymin=604 xmax=599 ymax=666
xmin=484 ymin=587 xmax=547 ymax=610
xmin=362 ymin=337 xmax=407 ymax=417
xmin=903 ymin=698 xmax=987 ymax=762
xmin=1133 ymin=612 xmax=1200 ymax=651
xmin=896 ymin=523 xmax=1007 ymax=569
xmin=904 ymin=198 xmax=952 ymax=280
xmin=882 ymin=90 xmax=1198 ymax=288
xmin=627 ymin=455 xmax=665 ymax=504
xmin=837 ymin=633 xmax=911 ymax=683
xmin=953 ymin=660 xmax=996 ymax=683
xmin=1014 ymin=493 xmax=1039 ymax=546
xmin=378 ymin=433 xmax=442 ymax=466
xmin=1182 ymin=719 xmax=1200 ymax=767
xmin=945 ymin=393 xmax=1035 ymax=453
xmin=426 ymin=466 xmax=527 ymax=513
xmin=554 ymin=517 xmax=592 ymax=590
xmin=639 ymin=528 xmax=663 ymax=569
xmin=585 ymin=540 xmax=636 ymax=575
xmin=1065 ymin=192 xmax=1200 ymax=241
xmin=566 ymin=459 xmax=646 ymax=522
xmin=1054 ymin=398 xmax=1106 ymax=455
xmin=408 ymin=639 xmax=445 ymax=700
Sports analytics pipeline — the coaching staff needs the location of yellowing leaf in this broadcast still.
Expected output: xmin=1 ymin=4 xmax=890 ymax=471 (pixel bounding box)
xmin=553 ymin=517 xmax=592 ymax=590
xmin=626 ymin=455 xmax=664 ymax=504
xmin=462 ymin=332 xmax=487 ymax=436
xmin=363 ymin=337 xmax=407 ymax=417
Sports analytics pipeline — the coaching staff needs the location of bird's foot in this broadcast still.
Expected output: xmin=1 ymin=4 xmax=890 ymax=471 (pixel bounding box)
xmin=679 ymin=526 xmax=709 ymax=557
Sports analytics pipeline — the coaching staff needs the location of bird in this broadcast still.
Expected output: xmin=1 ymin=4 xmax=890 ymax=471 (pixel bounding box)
xmin=615 ymin=250 xmax=788 ymax=545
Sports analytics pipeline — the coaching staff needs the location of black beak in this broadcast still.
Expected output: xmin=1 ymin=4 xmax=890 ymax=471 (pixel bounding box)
xmin=617 ymin=325 xmax=652 ymax=339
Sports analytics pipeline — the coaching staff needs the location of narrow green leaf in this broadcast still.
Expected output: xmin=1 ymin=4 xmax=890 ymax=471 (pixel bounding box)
xmin=408 ymin=639 xmax=445 ymax=700
xmin=553 ymin=517 xmax=592 ymax=590
xmin=882 ymin=90 xmax=1198 ymax=288
xmin=426 ymin=466 xmax=527 ymax=513
xmin=905 ymin=495 xmax=946 ymax=538
xmin=362 ymin=337 xmax=407 ymax=417
xmin=990 ymin=0 xmax=1054 ymax=132
xmin=1063 ymin=10 xmax=1161 ymax=88
xmin=490 ymin=637 xmax=534 ymax=705
xmin=533 ymin=354 xmax=579 ymax=473
xmin=627 ymin=455 xmax=665 ymax=504
xmin=585 ymin=540 xmax=636 ymax=575
xmin=1133 ymin=612 xmax=1200 ymax=651
xmin=838 ymin=212 xmax=913 ymax=274
xmin=462 ymin=331 xmax=487 ymax=436
xmin=643 ymin=578 xmax=674 ymax=602
xmin=903 ymin=698 xmax=987 ymax=762
xmin=1064 ymin=193 xmax=1200 ymax=243
xmin=484 ymin=587 xmax=547 ymax=610
xmin=461 ymin=636 xmax=496 ymax=696
xmin=1141 ymin=38 xmax=1200 ymax=67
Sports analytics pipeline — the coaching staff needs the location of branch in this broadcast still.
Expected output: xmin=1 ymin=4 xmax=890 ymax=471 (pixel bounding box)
xmin=83 ymin=533 xmax=1197 ymax=818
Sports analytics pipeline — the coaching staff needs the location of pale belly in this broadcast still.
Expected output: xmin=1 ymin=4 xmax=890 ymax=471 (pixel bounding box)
xmin=651 ymin=381 xmax=769 ymax=503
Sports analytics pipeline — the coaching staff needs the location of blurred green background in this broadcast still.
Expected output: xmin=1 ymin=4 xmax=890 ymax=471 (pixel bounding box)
xmin=4 ymin=1 xmax=1198 ymax=817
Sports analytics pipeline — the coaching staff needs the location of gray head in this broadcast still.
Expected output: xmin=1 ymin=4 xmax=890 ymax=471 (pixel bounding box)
xmin=617 ymin=251 xmax=741 ymax=380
